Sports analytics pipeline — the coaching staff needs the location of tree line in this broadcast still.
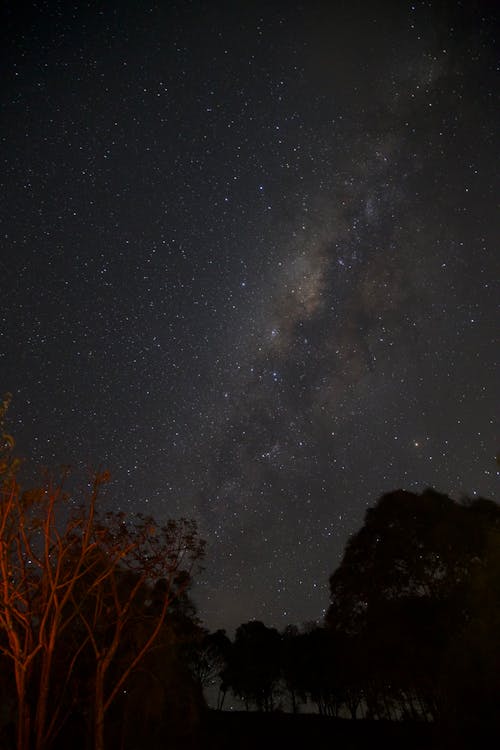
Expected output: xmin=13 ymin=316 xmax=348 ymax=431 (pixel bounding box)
xmin=190 ymin=488 xmax=499 ymax=745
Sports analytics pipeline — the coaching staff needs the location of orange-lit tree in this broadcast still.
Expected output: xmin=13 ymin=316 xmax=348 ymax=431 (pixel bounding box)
xmin=73 ymin=512 xmax=204 ymax=750
xmin=0 ymin=400 xmax=204 ymax=750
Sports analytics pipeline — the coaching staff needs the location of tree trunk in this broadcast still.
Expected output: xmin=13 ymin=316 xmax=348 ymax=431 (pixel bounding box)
xmin=94 ymin=669 xmax=105 ymax=750
xmin=35 ymin=650 xmax=53 ymax=750
xmin=347 ymin=695 xmax=358 ymax=720
xmin=16 ymin=689 xmax=30 ymax=750
xmin=14 ymin=666 xmax=31 ymax=750
xmin=217 ymin=687 xmax=226 ymax=711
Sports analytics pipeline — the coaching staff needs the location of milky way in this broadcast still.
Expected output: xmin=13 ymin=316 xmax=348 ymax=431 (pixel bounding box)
xmin=1 ymin=1 xmax=498 ymax=631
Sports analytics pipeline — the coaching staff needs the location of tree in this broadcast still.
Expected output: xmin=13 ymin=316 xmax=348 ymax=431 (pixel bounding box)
xmin=280 ymin=625 xmax=305 ymax=714
xmin=188 ymin=628 xmax=232 ymax=709
xmin=325 ymin=488 xmax=500 ymax=724
xmin=74 ymin=511 xmax=204 ymax=750
xmin=97 ymin=572 xmax=206 ymax=750
xmin=437 ymin=517 xmax=500 ymax=744
xmin=0 ymin=467 xmax=204 ymax=750
xmin=295 ymin=626 xmax=342 ymax=717
xmin=224 ymin=621 xmax=281 ymax=711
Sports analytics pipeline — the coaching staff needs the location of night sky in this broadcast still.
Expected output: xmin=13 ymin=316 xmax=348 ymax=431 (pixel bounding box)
xmin=1 ymin=1 xmax=498 ymax=632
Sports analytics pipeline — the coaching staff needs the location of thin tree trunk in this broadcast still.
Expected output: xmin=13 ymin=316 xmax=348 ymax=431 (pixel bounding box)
xmin=35 ymin=650 xmax=53 ymax=750
xmin=218 ymin=688 xmax=226 ymax=710
xmin=16 ymin=685 xmax=30 ymax=750
xmin=94 ymin=667 xmax=106 ymax=750
xmin=348 ymin=703 xmax=357 ymax=720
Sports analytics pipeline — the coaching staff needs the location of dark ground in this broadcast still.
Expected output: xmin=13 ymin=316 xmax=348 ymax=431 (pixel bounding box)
xmin=203 ymin=711 xmax=441 ymax=750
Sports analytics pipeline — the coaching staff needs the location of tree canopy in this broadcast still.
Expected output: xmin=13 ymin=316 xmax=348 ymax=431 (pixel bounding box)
xmin=325 ymin=488 xmax=500 ymax=736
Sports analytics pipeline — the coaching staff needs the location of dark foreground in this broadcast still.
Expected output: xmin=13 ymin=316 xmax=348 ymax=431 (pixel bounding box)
xmin=203 ymin=711 xmax=441 ymax=750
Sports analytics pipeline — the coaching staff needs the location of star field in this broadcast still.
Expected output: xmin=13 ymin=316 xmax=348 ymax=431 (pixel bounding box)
xmin=1 ymin=0 xmax=498 ymax=631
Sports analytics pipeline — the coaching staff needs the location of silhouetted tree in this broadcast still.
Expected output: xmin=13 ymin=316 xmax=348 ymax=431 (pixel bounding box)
xmin=189 ymin=628 xmax=232 ymax=709
xmin=299 ymin=626 xmax=343 ymax=716
xmin=280 ymin=625 xmax=307 ymax=713
xmin=326 ymin=488 xmax=500 ymax=728
xmin=224 ymin=621 xmax=281 ymax=711
xmin=437 ymin=510 xmax=500 ymax=744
